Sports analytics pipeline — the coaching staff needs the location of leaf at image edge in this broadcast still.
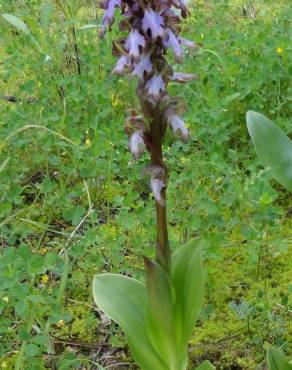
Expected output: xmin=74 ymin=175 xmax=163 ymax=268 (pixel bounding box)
xmin=93 ymin=273 xmax=166 ymax=370
xmin=267 ymin=347 xmax=292 ymax=370
xmin=246 ymin=111 xmax=292 ymax=191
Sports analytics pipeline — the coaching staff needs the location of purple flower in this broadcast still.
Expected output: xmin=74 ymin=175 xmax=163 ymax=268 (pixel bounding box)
xmin=170 ymin=72 xmax=197 ymax=83
xmin=142 ymin=8 xmax=165 ymax=40
xmin=132 ymin=52 xmax=152 ymax=79
xmin=129 ymin=130 xmax=146 ymax=159
xmin=164 ymin=28 xmax=183 ymax=63
xmin=150 ymin=178 xmax=165 ymax=206
xmin=126 ymin=29 xmax=145 ymax=60
xmin=100 ymin=0 xmax=122 ymax=37
xmin=165 ymin=108 xmax=189 ymax=142
xmin=112 ymin=55 xmax=129 ymax=75
xmin=145 ymin=74 xmax=166 ymax=102
xmin=179 ymin=37 xmax=197 ymax=49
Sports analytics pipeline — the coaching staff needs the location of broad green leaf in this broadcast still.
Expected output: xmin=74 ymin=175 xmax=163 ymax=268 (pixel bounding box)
xmin=246 ymin=111 xmax=292 ymax=191
xmin=2 ymin=13 xmax=31 ymax=35
xmin=193 ymin=360 xmax=216 ymax=370
xmin=267 ymin=347 xmax=292 ymax=370
xmin=172 ymin=239 xmax=204 ymax=353
xmin=144 ymin=258 xmax=178 ymax=369
xmin=93 ymin=274 xmax=166 ymax=370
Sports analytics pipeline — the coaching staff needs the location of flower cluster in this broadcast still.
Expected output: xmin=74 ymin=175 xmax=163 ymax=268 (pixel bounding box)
xmin=100 ymin=0 xmax=197 ymax=204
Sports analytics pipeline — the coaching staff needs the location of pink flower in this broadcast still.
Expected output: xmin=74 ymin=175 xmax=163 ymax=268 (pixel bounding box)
xmin=150 ymin=178 xmax=165 ymax=206
xmin=132 ymin=53 xmax=152 ymax=79
xmin=129 ymin=130 xmax=146 ymax=159
xmin=142 ymin=8 xmax=165 ymax=40
xmin=164 ymin=28 xmax=183 ymax=63
xmin=170 ymin=72 xmax=197 ymax=83
xmin=126 ymin=29 xmax=145 ymax=60
xmin=145 ymin=74 xmax=165 ymax=102
xmin=112 ymin=55 xmax=129 ymax=75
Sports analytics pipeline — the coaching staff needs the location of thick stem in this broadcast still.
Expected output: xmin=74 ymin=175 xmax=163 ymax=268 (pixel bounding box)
xmin=137 ymin=85 xmax=171 ymax=270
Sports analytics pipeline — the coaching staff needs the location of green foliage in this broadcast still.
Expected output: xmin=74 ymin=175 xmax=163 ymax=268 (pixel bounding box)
xmin=267 ymin=347 xmax=292 ymax=370
xmin=193 ymin=360 xmax=215 ymax=370
xmin=247 ymin=111 xmax=292 ymax=191
xmin=93 ymin=239 xmax=204 ymax=370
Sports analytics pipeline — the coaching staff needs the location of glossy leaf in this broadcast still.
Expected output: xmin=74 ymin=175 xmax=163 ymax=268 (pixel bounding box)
xmin=193 ymin=360 xmax=216 ymax=370
xmin=246 ymin=111 xmax=292 ymax=191
xmin=267 ymin=347 xmax=292 ymax=370
xmin=172 ymin=239 xmax=204 ymax=353
xmin=144 ymin=258 xmax=178 ymax=369
xmin=93 ymin=274 xmax=166 ymax=370
xmin=2 ymin=13 xmax=31 ymax=35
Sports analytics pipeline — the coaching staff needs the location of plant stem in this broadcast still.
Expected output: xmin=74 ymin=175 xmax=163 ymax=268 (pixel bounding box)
xmin=138 ymin=85 xmax=171 ymax=270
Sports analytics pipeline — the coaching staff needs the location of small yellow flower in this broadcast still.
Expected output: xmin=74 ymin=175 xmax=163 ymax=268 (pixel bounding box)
xmin=276 ymin=47 xmax=284 ymax=55
xmin=2 ymin=297 xmax=9 ymax=303
xmin=1 ymin=361 xmax=8 ymax=369
xmin=38 ymin=81 xmax=42 ymax=88
xmin=41 ymin=274 xmax=49 ymax=284
xmin=85 ymin=138 xmax=91 ymax=146
xmin=57 ymin=319 xmax=65 ymax=328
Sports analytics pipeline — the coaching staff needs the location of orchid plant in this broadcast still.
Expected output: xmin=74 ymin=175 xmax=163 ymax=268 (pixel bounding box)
xmin=93 ymin=0 xmax=214 ymax=369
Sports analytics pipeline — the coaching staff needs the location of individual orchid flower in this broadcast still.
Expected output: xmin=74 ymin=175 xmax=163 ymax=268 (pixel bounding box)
xmin=126 ymin=29 xmax=145 ymax=60
xmin=100 ymin=0 xmax=122 ymax=37
xmin=142 ymin=8 xmax=165 ymax=40
xmin=145 ymin=73 xmax=166 ymax=102
xmin=129 ymin=130 xmax=146 ymax=159
xmin=164 ymin=28 xmax=183 ymax=63
xmin=112 ymin=55 xmax=129 ymax=75
xmin=179 ymin=37 xmax=197 ymax=49
xmin=150 ymin=177 xmax=165 ymax=206
xmin=132 ymin=52 xmax=152 ymax=79
xmin=165 ymin=107 xmax=189 ymax=142
xmin=170 ymin=72 xmax=198 ymax=83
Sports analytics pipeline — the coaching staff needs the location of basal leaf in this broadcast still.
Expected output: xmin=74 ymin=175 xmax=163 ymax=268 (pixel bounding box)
xmin=144 ymin=258 xmax=178 ymax=369
xmin=172 ymin=239 xmax=204 ymax=353
xmin=267 ymin=347 xmax=292 ymax=370
xmin=2 ymin=13 xmax=31 ymax=35
xmin=93 ymin=274 xmax=166 ymax=370
xmin=193 ymin=360 xmax=216 ymax=370
xmin=246 ymin=111 xmax=292 ymax=191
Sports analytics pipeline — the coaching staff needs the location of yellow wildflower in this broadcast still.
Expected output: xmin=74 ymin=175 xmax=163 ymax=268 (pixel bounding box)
xmin=276 ymin=47 xmax=284 ymax=55
xmin=85 ymin=138 xmax=91 ymax=146
xmin=41 ymin=274 xmax=49 ymax=284
xmin=57 ymin=319 xmax=65 ymax=328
